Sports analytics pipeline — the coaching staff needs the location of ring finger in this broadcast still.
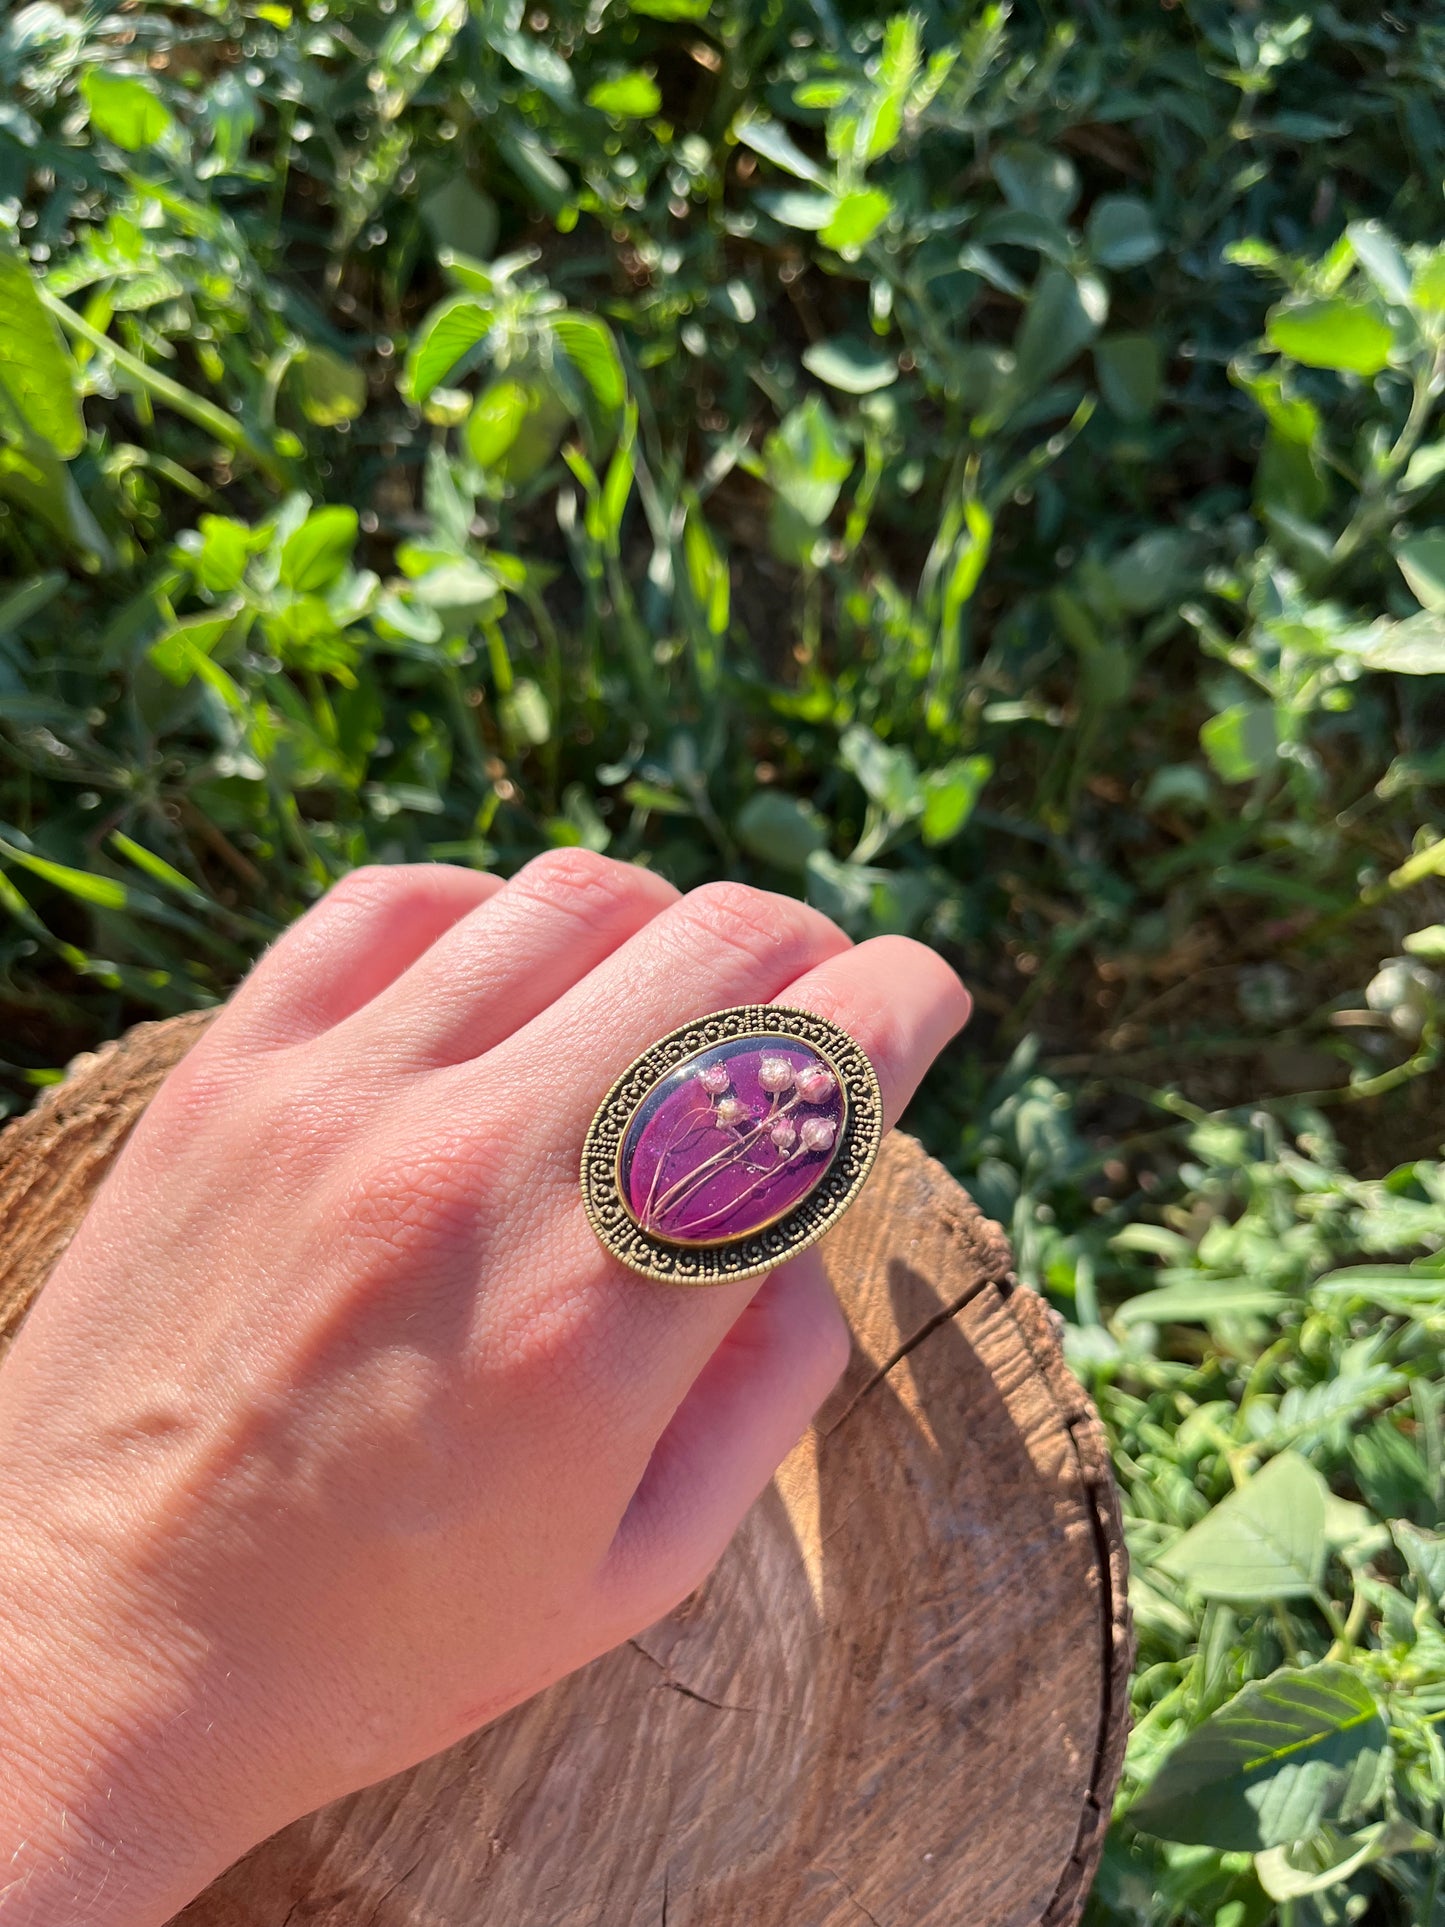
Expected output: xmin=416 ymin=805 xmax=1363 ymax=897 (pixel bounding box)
xmin=454 ymin=904 xmax=968 ymax=1431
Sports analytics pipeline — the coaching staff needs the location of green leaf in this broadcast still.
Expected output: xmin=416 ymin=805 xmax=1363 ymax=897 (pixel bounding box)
xmin=1155 ymin=1450 xmax=1329 ymax=1602
xmin=938 ymin=498 xmax=993 ymax=632
xmin=840 ymin=723 xmax=923 ymax=819
xmin=1266 ymin=297 xmax=1395 ymax=376
xmin=551 ymin=313 xmax=626 ymax=412
xmin=623 ymin=779 xmax=694 ymax=817
xmin=629 ymin=0 xmax=709 ymax=16
xmin=991 ymin=142 xmax=1078 ymax=222
xmin=1256 ymin=1819 xmax=1437 ymax=1901
xmin=820 ymin=188 xmax=892 ymax=252
xmin=1395 ymin=532 xmax=1445 ymax=613
xmin=597 ymin=413 xmax=635 ymax=542
xmin=500 ymin=677 xmax=550 ymax=746
xmin=1411 ymin=251 xmax=1445 ymax=315
xmin=1116 ymin=1282 xmax=1291 ymax=1327
xmin=0 ymin=441 xmax=111 ymax=565
xmin=0 ymin=571 xmax=64 ymax=638
xmin=465 ymin=378 xmax=531 ymax=469
xmin=802 ymin=336 xmax=898 ymax=394
xmin=1312 ymin=1265 xmax=1445 ymax=1315
xmin=795 ymin=83 xmax=852 ymax=112
xmin=487 ymin=28 xmax=575 ymax=104
xmin=921 ymin=756 xmax=992 ymax=845
xmin=1107 ymin=529 xmax=1195 ymax=615
xmin=856 ymin=12 xmax=920 ymax=165
xmin=495 ymin=130 xmax=574 ymax=218
xmin=1094 ymin=334 xmax=1162 ymax=421
xmin=1347 ymin=221 xmax=1412 ymax=306
xmin=408 ymin=558 xmax=503 ymax=618
xmin=1201 ymin=702 xmax=1277 ymax=783
xmin=1341 ymin=612 xmax=1445 ymax=674
xmin=1403 ymin=924 xmax=1445 ymax=961
xmin=1014 ymin=268 xmax=1108 ymax=390
xmin=804 ymin=847 xmax=885 ymax=932
xmin=372 ymin=591 xmax=443 ymax=646
xmin=404 ymin=296 xmax=493 ymax=404
xmin=1403 ymin=442 xmax=1445 ymax=491
xmin=108 ymin=832 xmax=210 ymax=906
xmin=421 ymin=177 xmax=499 ymax=261
xmin=1322 ymin=1494 xmax=1392 ymax=1568
xmin=149 ymin=610 xmax=237 ymax=686
xmin=0 ymin=242 xmax=84 ymax=459
xmin=682 ymin=505 xmax=729 ymax=635
xmin=81 ymin=70 xmax=175 ymax=151
xmin=547 ymin=783 xmax=610 ymax=853
xmin=974 ymin=208 xmax=1073 ymax=260
xmin=201 ymin=70 xmax=259 ymax=175
xmin=189 ymin=515 xmax=256 ymax=594
xmin=586 ymin=70 xmax=661 ymax=118
xmin=1394 ymin=1522 xmax=1445 ymax=1603
xmin=279 ymin=507 xmax=359 ymax=593
xmin=1086 ymin=195 xmax=1162 ymax=269
xmin=756 ymin=188 xmax=838 ymax=232
xmin=0 ymin=840 xmax=129 ymax=911
xmin=1131 ymin=1662 xmax=1388 ymax=1851
xmin=293 ymin=346 xmax=367 ymax=428
xmin=734 ymin=114 xmax=828 ymax=187
xmin=735 ymin=790 xmax=829 ymax=871
xmin=763 ymin=394 xmax=853 ymax=529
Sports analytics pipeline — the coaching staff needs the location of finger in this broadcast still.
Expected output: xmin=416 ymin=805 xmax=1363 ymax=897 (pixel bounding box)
xmin=766 ymin=933 xmax=973 ymax=1132
xmin=494 ymin=879 xmax=854 ymax=1116
xmin=219 ymin=864 xmax=504 ymax=1051
xmin=464 ymin=925 xmax=967 ymax=1456
xmin=596 ymin=1251 xmax=850 ymax=1626
xmin=339 ymin=849 xmax=680 ymax=1070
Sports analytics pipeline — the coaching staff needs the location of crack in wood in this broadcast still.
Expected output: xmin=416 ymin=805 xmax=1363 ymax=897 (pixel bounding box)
xmin=818 ymin=1864 xmax=885 ymax=1927
xmin=627 ymin=1639 xmax=764 ymax=1717
xmin=820 ymin=1272 xmax=1003 ymax=1437
xmin=362 ymin=1850 xmax=428 ymax=1927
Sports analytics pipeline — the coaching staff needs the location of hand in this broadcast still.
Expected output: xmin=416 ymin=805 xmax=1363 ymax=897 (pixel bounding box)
xmin=0 ymin=855 xmax=969 ymax=1926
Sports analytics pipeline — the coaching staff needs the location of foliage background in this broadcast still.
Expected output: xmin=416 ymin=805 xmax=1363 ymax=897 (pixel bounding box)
xmin=4 ymin=0 xmax=1445 ymax=1919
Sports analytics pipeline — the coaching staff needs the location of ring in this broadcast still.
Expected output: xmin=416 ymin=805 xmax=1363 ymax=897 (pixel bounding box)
xmin=580 ymin=1005 xmax=884 ymax=1285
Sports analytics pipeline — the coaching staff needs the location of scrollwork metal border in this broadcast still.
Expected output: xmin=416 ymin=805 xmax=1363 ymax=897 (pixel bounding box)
xmin=579 ymin=1004 xmax=884 ymax=1286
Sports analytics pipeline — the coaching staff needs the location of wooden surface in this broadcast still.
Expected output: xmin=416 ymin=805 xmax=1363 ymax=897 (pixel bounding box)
xmin=0 ymin=1014 xmax=1131 ymax=1927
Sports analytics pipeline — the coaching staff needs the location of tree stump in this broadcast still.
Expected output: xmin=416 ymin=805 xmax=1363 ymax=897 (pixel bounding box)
xmin=0 ymin=1014 xmax=1131 ymax=1927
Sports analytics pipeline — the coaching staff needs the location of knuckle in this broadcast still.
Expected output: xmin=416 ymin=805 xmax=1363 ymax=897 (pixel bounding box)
xmin=328 ymin=1132 xmax=490 ymax=1273
xmin=485 ymin=1283 xmax=623 ymax=1433
xmin=322 ymin=862 xmax=405 ymax=912
xmin=514 ymin=848 xmax=673 ymax=923
xmin=147 ymin=1031 xmax=250 ymax=1133
xmin=676 ymin=880 xmax=838 ymax=973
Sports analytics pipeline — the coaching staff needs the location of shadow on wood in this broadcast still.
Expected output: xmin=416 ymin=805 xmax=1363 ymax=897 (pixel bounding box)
xmin=0 ymin=1014 xmax=1131 ymax=1927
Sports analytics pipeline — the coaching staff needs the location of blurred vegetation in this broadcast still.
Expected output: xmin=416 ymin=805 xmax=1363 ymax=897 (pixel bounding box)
xmin=3 ymin=1 xmax=1445 ymax=1919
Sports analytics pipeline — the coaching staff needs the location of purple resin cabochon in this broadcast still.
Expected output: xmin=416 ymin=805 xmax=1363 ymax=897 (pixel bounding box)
xmin=617 ymin=1035 xmax=847 ymax=1247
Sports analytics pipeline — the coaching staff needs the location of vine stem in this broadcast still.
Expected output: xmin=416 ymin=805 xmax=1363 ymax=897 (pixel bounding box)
xmin=43 ymin=292 xmax=291 ymax=489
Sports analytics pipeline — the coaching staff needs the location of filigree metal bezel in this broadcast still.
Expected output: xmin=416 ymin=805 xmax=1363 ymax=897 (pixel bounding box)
xmin=580 ymin=1004 xmax=884 ymax=1286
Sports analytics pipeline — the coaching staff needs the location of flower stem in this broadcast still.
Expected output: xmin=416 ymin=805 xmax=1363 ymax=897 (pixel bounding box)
xmin=647 ymin=1092 xmax=806 ymax=1229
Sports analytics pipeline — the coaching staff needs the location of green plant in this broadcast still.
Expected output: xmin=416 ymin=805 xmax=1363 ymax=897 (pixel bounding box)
xmin=3 ymin=2 xmax=1445 ymax=1918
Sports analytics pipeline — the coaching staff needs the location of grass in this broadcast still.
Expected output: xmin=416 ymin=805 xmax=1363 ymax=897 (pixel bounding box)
xmin=2 ymin=1 xmax=1445 ymax=1919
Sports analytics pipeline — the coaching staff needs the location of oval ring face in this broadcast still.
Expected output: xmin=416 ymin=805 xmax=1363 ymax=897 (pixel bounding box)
xmin=581 ymin=1005 xmax=884 ymax=1286
xmin=618 ymin=1035 xmax=847 ymax=1247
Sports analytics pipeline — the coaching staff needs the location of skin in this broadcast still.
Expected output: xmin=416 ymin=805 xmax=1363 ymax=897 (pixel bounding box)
xmin=0 ymin=854 xmax=970 ymax=1925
